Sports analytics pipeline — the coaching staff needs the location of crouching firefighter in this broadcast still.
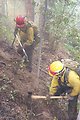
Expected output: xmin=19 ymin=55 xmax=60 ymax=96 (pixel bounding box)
xmin=13 ymin=15 xmax=40 ymax=72
xmin=48 ymin=61 xmax=80 ymax=120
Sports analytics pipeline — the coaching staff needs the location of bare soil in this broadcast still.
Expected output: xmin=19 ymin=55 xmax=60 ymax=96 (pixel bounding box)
xmin=0 ymin=39 xmax=70 ymax=120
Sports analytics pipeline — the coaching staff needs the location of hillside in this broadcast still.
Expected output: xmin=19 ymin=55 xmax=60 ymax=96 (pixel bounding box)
xmin=0 ymin=37 xmax=72 ymax=120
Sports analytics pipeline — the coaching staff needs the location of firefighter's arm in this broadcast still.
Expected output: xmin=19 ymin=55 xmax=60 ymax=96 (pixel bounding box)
xmin=27 ymin=27 xmax=34 ymax=45
xmin=69 ymin=72 xmax=80 ymax=96
xmin=14 ymin=27 xmax=18 ymax=37
xmin=49 ymin=76 xmax=59 ymax=95
xmin=70 ymin=82 xmax=80 ymax=96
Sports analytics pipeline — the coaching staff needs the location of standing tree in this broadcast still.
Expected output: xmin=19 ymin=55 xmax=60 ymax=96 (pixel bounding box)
xmin=45 ymin=0 xmax=79 ymax=53
xmin=25 ymin=0 xmax=34 ymax=21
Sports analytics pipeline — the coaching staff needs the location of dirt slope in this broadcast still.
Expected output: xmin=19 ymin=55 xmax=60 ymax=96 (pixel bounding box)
xmin=0 ymin=39 xmax=70 ymax=120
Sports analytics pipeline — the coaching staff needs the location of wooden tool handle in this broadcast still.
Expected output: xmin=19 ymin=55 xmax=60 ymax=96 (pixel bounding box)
xmin=31 ymin=95 xmax=67 ymax=99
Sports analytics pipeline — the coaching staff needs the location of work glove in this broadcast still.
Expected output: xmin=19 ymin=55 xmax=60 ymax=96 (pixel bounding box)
xmin=23 ymin=43 xmax=28 ymax=49
xmin=67 ymin=94 xmax=74 ymax=100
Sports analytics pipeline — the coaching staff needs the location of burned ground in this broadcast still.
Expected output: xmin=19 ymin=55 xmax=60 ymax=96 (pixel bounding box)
xmin=0 ymin=39 xmax=70 ymax=120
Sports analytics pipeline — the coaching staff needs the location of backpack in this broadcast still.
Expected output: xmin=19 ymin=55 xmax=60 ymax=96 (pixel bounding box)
xmin=26 ymin=21 xmax=40 ymax=47
xmin=75 ymin=65 xmax=80 ymax=76
xmin=64 ymin=65 xmax=80 ymax=85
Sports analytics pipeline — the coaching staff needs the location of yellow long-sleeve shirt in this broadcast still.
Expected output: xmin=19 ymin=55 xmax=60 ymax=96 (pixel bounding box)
xmin=19 ymin=26 xmax=34 ymax=46
xmin=14 ymin=23 xmax=34 ymax=46
xmin=49 ymin=70 xmax=80 ymax=96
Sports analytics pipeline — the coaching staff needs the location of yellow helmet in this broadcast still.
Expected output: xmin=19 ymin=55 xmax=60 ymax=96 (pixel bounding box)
xmin=48 ymin=61 xmax=64 ymax=76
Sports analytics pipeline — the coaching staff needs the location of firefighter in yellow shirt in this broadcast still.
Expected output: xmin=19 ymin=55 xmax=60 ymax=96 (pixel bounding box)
xmin=14 ymin=15 xmax=34 ymax=72
xmin=48 ymin=61 xmax=80 ymax=120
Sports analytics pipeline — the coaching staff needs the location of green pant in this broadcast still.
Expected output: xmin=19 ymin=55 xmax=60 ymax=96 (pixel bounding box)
xmin=54 ymin=85 xmax=78 ymax=120
xmin=17 ymin=44 xmax=34 ymax=72
xmin=68 ymin=96 xmax=78 ymax=120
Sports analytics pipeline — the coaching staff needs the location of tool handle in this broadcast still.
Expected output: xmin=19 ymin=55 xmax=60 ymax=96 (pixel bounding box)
xmin=31 ymin=95 xmax=67 ymax=99
xmin=11 ymin=37 xmax=16 ymax=47
xmin=16 ymin=34 xmax=29 ymax=62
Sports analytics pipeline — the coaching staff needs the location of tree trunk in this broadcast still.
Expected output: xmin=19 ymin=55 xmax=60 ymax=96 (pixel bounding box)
xmin=25 ymin=0 xmax=34 ymax=21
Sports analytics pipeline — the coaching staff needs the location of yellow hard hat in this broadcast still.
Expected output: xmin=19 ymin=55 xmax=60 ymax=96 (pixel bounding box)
xmin=48 ymin=61 xmax=64 ymax=76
